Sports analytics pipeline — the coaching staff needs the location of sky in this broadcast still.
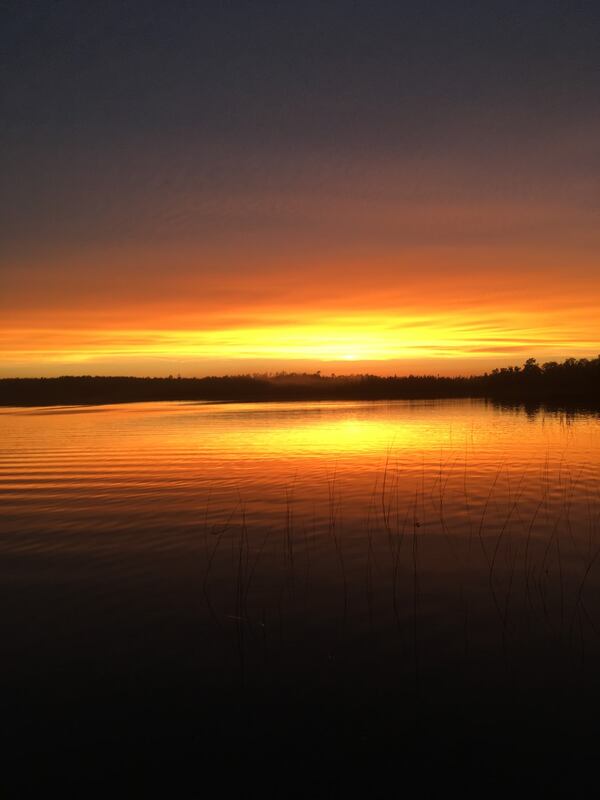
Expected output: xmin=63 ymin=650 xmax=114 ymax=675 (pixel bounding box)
xmin=2 ymin=0 xmax=599 ymax=377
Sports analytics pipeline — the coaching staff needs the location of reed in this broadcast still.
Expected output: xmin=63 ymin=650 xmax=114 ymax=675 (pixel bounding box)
xmin=196 ymin=445 xmax=600 ymax=695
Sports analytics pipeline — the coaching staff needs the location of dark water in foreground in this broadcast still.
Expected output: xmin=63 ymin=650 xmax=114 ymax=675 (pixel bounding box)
xmin=2 ymin=399 xmax=600 ymax=789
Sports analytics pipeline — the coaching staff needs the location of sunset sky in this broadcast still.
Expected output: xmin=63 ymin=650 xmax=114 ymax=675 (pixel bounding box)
xmin=2 ymin=1 xmax=599 ymax=377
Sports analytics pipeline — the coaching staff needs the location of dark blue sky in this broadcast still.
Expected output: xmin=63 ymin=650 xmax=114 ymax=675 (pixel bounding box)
xmin=3 ymin=0 xmax=598 ymax=248
xmin=4 ymin=2 xmax=599 ymax=140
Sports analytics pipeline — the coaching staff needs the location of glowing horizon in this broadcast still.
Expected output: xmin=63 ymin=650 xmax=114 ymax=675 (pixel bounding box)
xmin=3 ymin=247 xmax=599 ymax=376
xmin=3 ymin=301 xmax=599 ymax=378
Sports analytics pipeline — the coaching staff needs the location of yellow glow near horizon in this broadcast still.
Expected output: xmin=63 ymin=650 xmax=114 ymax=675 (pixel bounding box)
xmin=2 ymin=304 xmax=599 ymax=377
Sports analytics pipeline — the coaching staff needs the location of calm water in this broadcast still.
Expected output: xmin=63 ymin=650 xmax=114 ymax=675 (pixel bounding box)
xmin=2 ymin=398 xmax=600 ymax=787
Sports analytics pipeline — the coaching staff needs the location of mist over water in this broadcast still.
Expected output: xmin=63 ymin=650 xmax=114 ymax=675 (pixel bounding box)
xmin=2 ymin=398 xmax=600 ymax=788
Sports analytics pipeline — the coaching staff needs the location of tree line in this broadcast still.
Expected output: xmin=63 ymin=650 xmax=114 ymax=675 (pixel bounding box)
xmin=1 ymin=356 xmax=599 ymax=406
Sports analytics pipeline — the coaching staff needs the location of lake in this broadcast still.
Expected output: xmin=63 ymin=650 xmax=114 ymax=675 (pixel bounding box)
xmin=2 ymin=398 xmax=600 ymax=789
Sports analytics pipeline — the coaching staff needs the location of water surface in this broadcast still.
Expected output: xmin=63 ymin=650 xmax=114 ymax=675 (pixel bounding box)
xmin=2 ymin=399 xmax=600 ymax=787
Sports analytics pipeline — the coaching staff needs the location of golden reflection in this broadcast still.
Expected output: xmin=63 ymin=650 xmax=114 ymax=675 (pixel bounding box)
xmin=149 ymin=402 xmax=476 ymax=458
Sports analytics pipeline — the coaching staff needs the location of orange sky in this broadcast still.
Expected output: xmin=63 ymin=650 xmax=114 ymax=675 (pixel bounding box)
xmin=3 ymin=236 xmax=599 ymax=377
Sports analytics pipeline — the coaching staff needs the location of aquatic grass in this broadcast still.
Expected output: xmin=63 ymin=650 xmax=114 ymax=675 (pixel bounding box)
xmin=326 ymin=464 xmax=348 ymax=626
xmin=194 ymin=444 xmax=600 ymax=696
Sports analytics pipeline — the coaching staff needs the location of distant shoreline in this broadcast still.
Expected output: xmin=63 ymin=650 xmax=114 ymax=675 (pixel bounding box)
xmin=1 ymin=357 xmax=599 ymax=408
